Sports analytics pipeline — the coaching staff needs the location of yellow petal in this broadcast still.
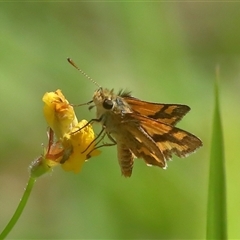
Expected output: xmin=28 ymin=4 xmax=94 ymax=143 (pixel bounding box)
xmin=42 ymin=89 xmax=78 ymax=139
xmin=61 ymin=120 xmax=101 ymax=173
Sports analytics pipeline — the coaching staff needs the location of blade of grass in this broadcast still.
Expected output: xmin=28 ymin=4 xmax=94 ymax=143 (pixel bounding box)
xmin=206 ymin=66 xmax=227 ymax=239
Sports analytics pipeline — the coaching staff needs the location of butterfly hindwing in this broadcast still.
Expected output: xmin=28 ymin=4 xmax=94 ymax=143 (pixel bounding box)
xmin=133 ymin=114 xmax=202 ymax=160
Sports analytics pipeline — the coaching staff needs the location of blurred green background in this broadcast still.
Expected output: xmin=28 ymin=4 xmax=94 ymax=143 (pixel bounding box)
xmin=0 ymin=2 xmax=239 ymax=239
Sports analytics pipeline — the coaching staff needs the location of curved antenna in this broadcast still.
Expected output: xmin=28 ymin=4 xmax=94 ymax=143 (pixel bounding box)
xmin=67 ymin=58 xmax=101 ymax=88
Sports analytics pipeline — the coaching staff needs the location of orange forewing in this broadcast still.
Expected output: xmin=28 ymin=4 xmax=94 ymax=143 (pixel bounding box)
xmin=124 ymin=96 xmax=190 ymax=125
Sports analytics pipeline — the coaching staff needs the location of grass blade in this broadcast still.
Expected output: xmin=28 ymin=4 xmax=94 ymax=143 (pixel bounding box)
xmin=206 ymin=66 xmax=227 ymax=239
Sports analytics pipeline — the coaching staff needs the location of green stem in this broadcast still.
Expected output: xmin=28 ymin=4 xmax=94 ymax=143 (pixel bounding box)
xmin=0 ymin=176 xmax=36 ymax=240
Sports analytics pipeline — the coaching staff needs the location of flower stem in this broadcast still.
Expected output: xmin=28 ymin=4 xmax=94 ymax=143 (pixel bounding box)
xmin=0 ymin=176 xmax=36 ymax=240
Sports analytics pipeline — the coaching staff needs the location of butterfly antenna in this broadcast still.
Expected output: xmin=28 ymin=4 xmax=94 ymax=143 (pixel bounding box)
xmin=67 ymin=58 xmax=101 ymax=88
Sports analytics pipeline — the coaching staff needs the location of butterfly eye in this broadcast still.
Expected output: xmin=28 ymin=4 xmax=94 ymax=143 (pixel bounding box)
xmin=103 ymin=99 xmax=113 ymax=110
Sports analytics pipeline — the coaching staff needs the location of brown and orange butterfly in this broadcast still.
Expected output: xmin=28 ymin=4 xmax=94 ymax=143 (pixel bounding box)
xmin=68 ymin=58 xmax=203 ymax=177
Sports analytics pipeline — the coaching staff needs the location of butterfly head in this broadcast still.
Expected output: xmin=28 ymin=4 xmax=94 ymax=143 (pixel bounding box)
xmin=92 ymin=88 xmax=132 ymax=119
xmin=91 ymin=88 xmax=116 ymax=118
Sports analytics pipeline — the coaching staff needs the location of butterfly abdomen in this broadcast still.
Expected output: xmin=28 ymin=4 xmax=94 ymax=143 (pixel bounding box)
xmin=117 ymin=143 xmax=135 ymax=177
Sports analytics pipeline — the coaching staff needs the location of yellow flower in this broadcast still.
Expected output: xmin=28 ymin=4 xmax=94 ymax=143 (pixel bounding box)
xmin=39 ymin=89 xmax=100 ymax=174
xmin=42 ymin=89 xmax=78 ymax=139
xmin=61 ymin=120 xmax=100 ymax=173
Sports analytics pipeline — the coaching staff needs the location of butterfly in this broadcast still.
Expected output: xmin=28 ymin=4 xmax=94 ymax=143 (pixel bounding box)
xmin=68 ymin=58 xmax=203 ymax=177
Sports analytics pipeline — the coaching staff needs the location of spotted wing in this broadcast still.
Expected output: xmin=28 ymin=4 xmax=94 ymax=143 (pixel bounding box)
xmin=123 ymin=113 xmax=202 ymax=169
xmin=124 ymin=96 xmax=190 ymax=125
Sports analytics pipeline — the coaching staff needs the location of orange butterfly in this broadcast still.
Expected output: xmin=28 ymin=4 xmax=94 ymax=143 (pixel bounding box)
xmin=68 ymin=58 xmax=203 ymax=177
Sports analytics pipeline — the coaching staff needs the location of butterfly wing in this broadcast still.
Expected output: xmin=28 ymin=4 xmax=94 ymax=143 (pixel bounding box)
xmin=135 ymin=113 xmax=202 ymax=159
xmin=108 ymin=112 xmax=167 ymax=174
xmin=123 ymin=113 xmax=202 ymax=169
xmin=124 ymin=96 xmax=190 ymax=125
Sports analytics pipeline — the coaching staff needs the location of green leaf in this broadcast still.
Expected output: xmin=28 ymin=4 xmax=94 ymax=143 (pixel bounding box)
xmin=206 ymin=66 xmax=227 ymax=239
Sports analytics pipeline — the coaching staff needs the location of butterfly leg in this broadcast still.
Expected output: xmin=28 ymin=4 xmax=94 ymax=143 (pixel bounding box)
xmin=86 ymin=131 xmax=116 ymax=159
xmin=71 ymin=118 xmax=102 ymax=134
xmin=82 ymin=127 xmax=106 ymax=154
xmin=94 ymin=132 xmax=117 ymax=150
